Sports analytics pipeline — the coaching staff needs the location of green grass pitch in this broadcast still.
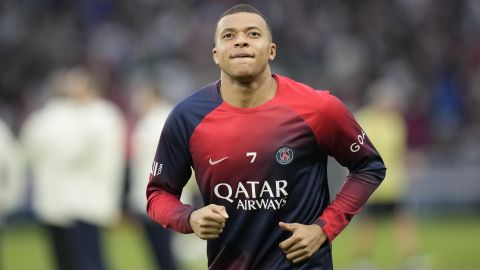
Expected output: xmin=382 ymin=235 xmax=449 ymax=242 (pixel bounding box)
xmin=2 ymin=215 xmax=480 ymax=270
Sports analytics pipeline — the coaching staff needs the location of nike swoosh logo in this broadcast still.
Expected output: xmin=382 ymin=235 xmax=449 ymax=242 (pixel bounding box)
xmin=209 ymin=157 xmax=229 ymax=165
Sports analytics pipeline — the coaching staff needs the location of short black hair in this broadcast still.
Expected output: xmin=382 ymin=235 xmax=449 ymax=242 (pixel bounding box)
xmin=219 ymin=4 xmax=269 ymax=25
xmin=214 ymin=4 xmax=272 ymax=42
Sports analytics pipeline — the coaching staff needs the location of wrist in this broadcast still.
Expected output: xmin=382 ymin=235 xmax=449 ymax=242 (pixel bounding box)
xmin=313 ymin=218 xmax=334 ymax=242
xmin=183 ymin=207 xmax=196 ymax=234
xmin=310 ymin=223 xmax=326 ymax=238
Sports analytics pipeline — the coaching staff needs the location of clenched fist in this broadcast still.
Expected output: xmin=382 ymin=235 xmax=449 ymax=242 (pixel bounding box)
xmin=189 ymin=204 xmax=229 ymax=240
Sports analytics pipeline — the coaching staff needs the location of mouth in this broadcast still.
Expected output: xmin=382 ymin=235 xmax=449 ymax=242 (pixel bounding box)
xmin=230 ymin=53 xmax=255 ymax=59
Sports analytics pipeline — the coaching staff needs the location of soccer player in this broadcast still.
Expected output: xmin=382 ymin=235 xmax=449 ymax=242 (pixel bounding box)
xmin=146 ymin=4 xmax=386 ymax=269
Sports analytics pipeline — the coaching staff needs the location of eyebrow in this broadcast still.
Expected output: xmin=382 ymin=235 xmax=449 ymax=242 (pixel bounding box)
xmin=219 ymin=26 xmax=262 ymax=35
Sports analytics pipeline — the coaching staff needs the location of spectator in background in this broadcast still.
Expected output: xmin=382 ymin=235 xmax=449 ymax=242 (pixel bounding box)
xmin=21 ymin=67 xmax=126 ymax=270
xmin=0 ymin=119 xmax=26 ymax=269
xmin=0 ymin=119 xmax=24 ymax=222
xmin=351 ymin=77 xmax=424 ymax=269
xmin=0 ymin=118 xmax=25 ymax=269
xmin=127 ymin=77 xmax=178 ymax=270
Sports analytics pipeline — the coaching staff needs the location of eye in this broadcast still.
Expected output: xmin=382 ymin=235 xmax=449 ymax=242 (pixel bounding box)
xmin=222 ymin=33 xmax=234 ymax=40
xmin=248 ymin=31 xmax=261 ymax=38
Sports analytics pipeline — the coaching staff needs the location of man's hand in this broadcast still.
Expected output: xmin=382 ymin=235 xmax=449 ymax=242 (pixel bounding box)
xmin=278 ymin=222 xmax=327 ymax=264
xmin=189 ymin=204 xmax=229 ymax=240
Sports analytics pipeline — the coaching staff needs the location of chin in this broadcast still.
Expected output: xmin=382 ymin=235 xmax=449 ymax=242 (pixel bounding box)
xmin=224 ymin=67 xmax=253 ymax=80
xmin=232 ymin=72 xmax=256 ymax=83
xmin=222 ymin=63 xmax=267 ymax=83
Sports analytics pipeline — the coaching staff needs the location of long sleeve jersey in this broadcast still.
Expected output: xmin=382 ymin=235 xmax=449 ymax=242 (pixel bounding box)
xmin=147 ymin=74 xmax=386 ymax=269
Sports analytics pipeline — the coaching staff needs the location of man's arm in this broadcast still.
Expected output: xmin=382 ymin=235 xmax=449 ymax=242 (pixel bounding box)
xmin=313 ymin=93 xmax=386 ymax=241
xmin=146 ymin=109 xmax=196 ymax=233
xmin=147 ymin=179 xmax=229 ymax=237
xmin=314 ymin=171 xmax=383 ymax=241
xmin=147 ymin=188 xmax=195 ymax=233
xmin=146 ymin=108 xmax=229 ymax=237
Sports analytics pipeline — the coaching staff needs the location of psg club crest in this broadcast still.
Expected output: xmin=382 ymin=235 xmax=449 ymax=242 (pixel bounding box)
xmin=275 ymin=146 xmax=294 ymax=165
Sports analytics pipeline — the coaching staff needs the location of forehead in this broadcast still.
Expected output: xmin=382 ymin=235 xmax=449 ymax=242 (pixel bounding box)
xmin=216 ymin=12 xmax=269 ymax=34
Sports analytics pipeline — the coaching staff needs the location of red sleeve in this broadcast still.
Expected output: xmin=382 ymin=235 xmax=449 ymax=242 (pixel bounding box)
xmin=147 ymin=186 xmax=195 ymax=234
xmin=310 ymin=92 xmax=386 ymax=241
xmin=314 ymin=173 xmax=381 ymax=241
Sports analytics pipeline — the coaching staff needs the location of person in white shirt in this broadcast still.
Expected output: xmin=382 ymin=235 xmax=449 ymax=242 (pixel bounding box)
xmin=128 ymin=78 xmax=179 ymax=270
xmin=21 ymin=67 xmax=126 ymax=270
xmin=0 ymin=118 xmax=25 ymax=270
xmin=0 ymin=119 xmax=24 ymax=224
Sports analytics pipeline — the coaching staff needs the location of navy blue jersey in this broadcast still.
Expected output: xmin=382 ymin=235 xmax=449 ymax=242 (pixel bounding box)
xmin=147 ymin=75 xmax=385 ymax=269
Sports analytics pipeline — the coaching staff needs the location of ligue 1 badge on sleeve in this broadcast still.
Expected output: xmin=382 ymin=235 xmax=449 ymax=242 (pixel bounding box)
xmin=275 ymin=146 xmax=294 ymax=165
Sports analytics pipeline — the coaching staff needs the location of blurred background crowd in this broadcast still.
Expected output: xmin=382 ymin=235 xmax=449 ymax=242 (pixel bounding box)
xmin=0 ymin=0 xmax=479 ymax=269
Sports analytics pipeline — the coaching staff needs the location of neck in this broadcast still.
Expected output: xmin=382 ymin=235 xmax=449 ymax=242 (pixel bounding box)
xmin=219 ymin=70 xmax=277 ymax=108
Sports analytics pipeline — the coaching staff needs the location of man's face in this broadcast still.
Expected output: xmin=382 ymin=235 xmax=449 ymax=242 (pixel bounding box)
xmin=213 ymin=12 xmax=276 ymax=81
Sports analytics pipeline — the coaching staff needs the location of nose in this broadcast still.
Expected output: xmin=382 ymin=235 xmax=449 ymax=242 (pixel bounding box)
xmin=234 ymin=33 xmax=249 ymax=48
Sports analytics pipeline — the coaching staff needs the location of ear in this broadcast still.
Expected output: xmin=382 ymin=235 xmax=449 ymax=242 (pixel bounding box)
xmin=212 ymin=47 xmax=219 ymax=65
xmin=268 ymin=43 xmax=277 ymax=61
